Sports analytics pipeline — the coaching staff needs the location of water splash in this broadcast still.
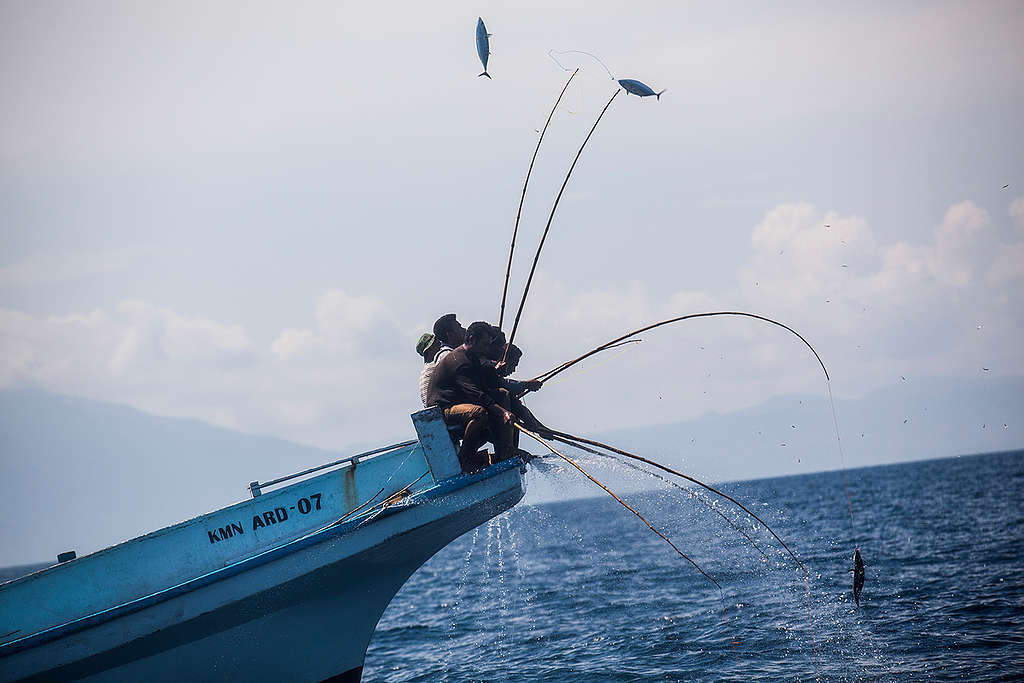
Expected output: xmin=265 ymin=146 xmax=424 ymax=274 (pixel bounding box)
xmin=443 ymin=526 xmax=480 ymax=675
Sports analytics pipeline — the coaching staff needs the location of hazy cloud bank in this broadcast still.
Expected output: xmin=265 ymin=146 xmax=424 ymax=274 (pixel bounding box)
xmin=2 ymin=197 xmax=1020 ymax=451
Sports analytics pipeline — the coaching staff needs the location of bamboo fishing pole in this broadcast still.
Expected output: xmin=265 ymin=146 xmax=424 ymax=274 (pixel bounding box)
xmin=503 ymin=88 xmax=622 ymax=362
xmin=540 ymin=339 xmax=641 ymax=382
xmin=531 ymin=310 xmax=829 ymax=384
xmin=531 ymin=306 xmax=860 ymax=610
xmin=498 ymin=69 xmax=579 ymax=330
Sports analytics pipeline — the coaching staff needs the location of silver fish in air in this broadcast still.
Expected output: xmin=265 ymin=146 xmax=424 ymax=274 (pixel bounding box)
xmin=618 ymin=78 xmax=665 ymax=100
xmin=476 ymin=18 xmax=492 ymax=79
xmin=853 ymin=547 xmax=865 ymax=606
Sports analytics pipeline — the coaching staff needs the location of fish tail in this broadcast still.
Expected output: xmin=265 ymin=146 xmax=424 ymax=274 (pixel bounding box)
xmin=478 ymin=71 xmax=492 ymax=79
xmin=656 ymin=89 xmax=666 ymax=100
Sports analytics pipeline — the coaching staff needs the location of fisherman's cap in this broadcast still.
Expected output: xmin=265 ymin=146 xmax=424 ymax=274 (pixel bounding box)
xmin=416 ymin=333 xmax=435 ymax=356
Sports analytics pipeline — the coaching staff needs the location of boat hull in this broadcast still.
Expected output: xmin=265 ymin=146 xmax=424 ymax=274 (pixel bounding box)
xmin=1 ymin=461 xmax=524 ymax=682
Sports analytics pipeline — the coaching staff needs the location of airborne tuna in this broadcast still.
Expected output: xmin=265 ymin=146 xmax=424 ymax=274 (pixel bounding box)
xmin=476 ymin=17 xmax=492 ymax=79
xmin=618 ymin=78 xmax=665 ymax=100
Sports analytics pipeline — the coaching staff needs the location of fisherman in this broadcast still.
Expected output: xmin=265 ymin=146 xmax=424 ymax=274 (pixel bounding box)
xmin=486 ymin=324 xmax=507 ymax=362
xmin=433 ymin=313 xmax=466 ymax=350
xmin=494 ymin=343 xmax=553 ymax=439
xmin=426 ymin=321 xmax=515 ymax=472
xmin=415 ymin=314 xmax=466 ymax=407
xmin=415 ymin=333 xmax=443 ymax=407
xmin=477 ymin=329 xmax=538 ymax=398
xmin=494 ymin=344 xmax=539 ymax=396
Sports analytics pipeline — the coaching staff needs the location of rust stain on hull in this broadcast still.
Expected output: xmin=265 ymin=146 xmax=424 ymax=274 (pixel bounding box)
xmin=343 ymin=462 xmax=359 ymax=512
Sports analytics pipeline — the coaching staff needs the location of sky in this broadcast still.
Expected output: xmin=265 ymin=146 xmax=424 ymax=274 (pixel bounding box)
xmin=2 ymin=1 xmax=1023 ymax=468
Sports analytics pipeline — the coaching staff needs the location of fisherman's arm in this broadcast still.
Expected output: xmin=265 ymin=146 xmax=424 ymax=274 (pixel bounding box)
xmin=454 ymin=369 xmax=512 ymax=421
xmin=500 ymin=376 xmax=543 ymax=398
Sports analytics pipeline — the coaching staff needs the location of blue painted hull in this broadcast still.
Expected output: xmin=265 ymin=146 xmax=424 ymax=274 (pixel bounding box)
xmin=0 ymin=411 xmax=526 ymax=682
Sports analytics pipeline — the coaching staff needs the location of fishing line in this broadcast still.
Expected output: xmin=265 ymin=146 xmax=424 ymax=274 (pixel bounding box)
xmin=551 ymin=430 xmax=818 ymax=672
xmin=356 ymin=470 xmax=431 ymax=528
xmin=520 ymin=426 xmax=719 ymax=585
xmin=533 ymin=307 xmax=862 ymax=610
xmin=829 ymin=382 xmax=854 ymax=527
xmin=548 ymin=49 xmax=617 ymax=81
xmin=518 ymin=424 xmax=740 ymax=650
xmin=499 ymin=69 xmax=579 ymax=330
xmin=504 ymin=88 xmax=622 ymax=361
xmin=351 ymin=470 xmax=430 ymax=527
xmin=554 ymin=433 xmax=773 ymax=562
xmin=830 ymin=379 xmax=865 ymax=608
xmin=553 ymin=431 xmax=808 ymax=575
xmin=293 ymin=463 xmax=430 ymax=543
xmin=329 ymin=448 xmax=418 ymax=526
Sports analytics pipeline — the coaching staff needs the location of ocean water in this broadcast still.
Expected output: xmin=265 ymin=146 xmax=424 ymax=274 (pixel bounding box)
xmin=364 ymin=450 xmax=1024 ymax=681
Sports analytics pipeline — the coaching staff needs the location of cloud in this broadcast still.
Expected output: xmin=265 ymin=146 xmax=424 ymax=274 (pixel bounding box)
xmin=989 ymin=197 xmax=1024 ymax=286
xmin=0 ymin=302 xmax=255 ymax=425
xmin=520 ymin=198 xmax=1024 ymax=430
xmin=1010 ymin=197 xmax=1024 ymax=233
xmin=0 ymin=289 xmax=420 ymax=449
xmin=1 ymin=200 xmax=1021 ymax=449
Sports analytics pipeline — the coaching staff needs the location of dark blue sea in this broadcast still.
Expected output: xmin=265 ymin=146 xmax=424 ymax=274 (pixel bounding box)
xmin=364 ymin=450 xmax=1024 ymax=681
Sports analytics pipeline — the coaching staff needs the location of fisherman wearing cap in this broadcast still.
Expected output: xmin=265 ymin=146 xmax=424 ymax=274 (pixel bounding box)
xmin=416 ymin=332 xmax=444 ymax=407
xmin=415 ymin=314 xmax=465 ymax=407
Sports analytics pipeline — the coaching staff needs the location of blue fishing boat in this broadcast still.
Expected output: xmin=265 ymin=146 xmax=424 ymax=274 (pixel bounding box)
xmin=0 ymin=408 xmax=526 ymax=682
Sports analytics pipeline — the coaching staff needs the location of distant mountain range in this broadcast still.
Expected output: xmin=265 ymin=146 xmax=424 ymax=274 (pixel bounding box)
xmin=2 ymin=376 xmax=1022 ymax=564
xmin=0 ymin=389 xmax=344 ymax=566
xmin=597 ymin=374 xmax=1024 ymax=482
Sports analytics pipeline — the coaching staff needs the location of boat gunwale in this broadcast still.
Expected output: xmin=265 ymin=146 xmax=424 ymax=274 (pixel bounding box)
xmin=0 ymin=458 xmax=523 ymax=658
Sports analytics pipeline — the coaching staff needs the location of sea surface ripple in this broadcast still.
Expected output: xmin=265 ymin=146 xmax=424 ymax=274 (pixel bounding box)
xmin=364 ymin=450 xmax=1024 ymax=681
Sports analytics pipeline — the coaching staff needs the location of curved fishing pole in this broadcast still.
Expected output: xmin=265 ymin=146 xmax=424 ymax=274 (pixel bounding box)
xmin=551 ymin=429 xmax=818 ymax=671
xmin=518 ymin=425 xmax=720 ymax=588
xmin=541 ymin=338 xmax=642 ymax=382
xmin=553 ymin=434 xmax=772 ymax=562
xmin=533 ymin=311 xmax=828 ymax=384
xmin=503 ymin=88 xmax=622 ymax=361
xmin=531 ymin=307 xmax=860 ymax=610
xmin=499 ymin=69 xmax=579 ymax=329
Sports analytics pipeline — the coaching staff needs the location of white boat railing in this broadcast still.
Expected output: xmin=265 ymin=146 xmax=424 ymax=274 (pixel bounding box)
xmin=248 ymin=439 xmax=418 ymax=498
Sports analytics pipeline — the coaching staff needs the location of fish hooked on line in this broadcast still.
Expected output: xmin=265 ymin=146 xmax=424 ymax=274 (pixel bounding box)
xmin=526 ymin=309 xmax=865 ymax=608
xmin=618 ymin=78 xmax=666 ymax=100
xmin=423 ymin=48 xmax=861 ymax=669
xmin=853 ymin=548 xmax=865 ymax=605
